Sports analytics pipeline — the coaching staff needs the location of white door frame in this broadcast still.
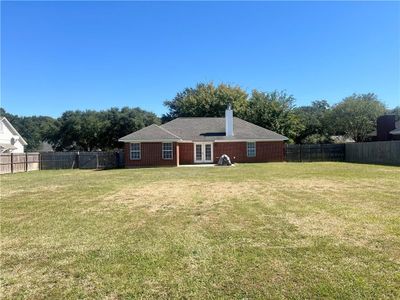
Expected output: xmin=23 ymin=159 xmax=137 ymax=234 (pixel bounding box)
xmin=194 ymin=142 xmax=213 ymax=163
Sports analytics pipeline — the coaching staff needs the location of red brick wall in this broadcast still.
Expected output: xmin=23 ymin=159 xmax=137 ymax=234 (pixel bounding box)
xmin=179 ymin=143 xmax=194 ymax=165
xmin=124 ymin=141 xmax=284 ymax=167
xmin=124 ymin=142 xmax=178 ymax=167
xmin=213 ymin=141 xmax=284 ymax=163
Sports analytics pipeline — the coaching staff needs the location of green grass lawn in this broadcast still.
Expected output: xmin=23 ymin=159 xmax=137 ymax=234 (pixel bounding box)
xmin=1 ymin=162 xmax=399 ymax=299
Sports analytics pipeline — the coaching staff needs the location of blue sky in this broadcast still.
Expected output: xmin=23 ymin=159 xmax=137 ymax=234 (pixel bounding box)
xmin=1 ymin=1 xmax=399 ymax=117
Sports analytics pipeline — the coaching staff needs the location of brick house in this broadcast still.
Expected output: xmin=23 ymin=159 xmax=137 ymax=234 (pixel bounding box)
xmin=119 ymin=106 xmax=288 ymax=167
xmin=368 ymin=115 xmax=400 ymax=141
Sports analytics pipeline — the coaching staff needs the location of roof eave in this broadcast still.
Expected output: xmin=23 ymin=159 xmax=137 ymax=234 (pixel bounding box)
xmin=118 ymin=139 xmax=181 ymax=143
xmin=214 ymin=138 xmax=288 ymax=142
xmin=1 ymin=117 xmax=28 ymax=145
xmin=389 ymin=130 xmax=400 ymax=135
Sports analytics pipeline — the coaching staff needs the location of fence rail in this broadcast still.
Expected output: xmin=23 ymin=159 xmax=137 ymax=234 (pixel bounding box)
xmin=285 ymin=144 xmax=345 ymax=162
xmin=40 ymin=151 xmax=124 ymax=170
xmin=1 ymin=151 xmax=124 ymax=174
xmin=345 ymin=141 xmax=400 ymax=166
xmin=1 ymin=142 xmax=398 ymax=175
xmin=0 ymin=153 xmax=40 ymax=174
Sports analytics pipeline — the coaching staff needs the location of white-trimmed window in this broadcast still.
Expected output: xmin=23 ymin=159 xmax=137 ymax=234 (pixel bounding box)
xmin=247 ymin=142 xmax=256 ymax=157
xmin=162 ymin=142 xmax=173 ymax=160
xmin=130 ymin=143 xmax=141 ymax=160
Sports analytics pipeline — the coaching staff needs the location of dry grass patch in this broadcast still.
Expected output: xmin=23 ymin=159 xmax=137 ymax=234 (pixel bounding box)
xmin=1 ymin=163 xmax=399 ymax=299
xmin=102 ymin=180 xmax=270 ymax=213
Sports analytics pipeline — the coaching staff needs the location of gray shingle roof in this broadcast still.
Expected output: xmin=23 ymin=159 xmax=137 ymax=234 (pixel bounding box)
xmin=119 ymin=117 xmax=288 ymax=142
xmin=390 ymin=127 xmax=400 ymax=135
xmin=162 ymin=117 xmax=288 ymax=141
xmin=119 ymin=124 xmax=181 ymax=142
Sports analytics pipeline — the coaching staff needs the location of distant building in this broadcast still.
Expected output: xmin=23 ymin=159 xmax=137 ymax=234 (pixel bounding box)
xmin=368 ymin=115 xmax=400 ymax=141
xmin=37 ymin=141 xmax=54 ymax=152
xmin=330 ymin=135 xmax=355 ymax=144
xmin=0 ymin=117 xmax=27 ymax=153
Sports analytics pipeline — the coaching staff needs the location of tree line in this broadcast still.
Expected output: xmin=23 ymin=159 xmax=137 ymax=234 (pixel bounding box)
xmin=1 ymin=82 xmax=399 ymax=151
xmin=0 ymin=107 xmax=159 ymax=151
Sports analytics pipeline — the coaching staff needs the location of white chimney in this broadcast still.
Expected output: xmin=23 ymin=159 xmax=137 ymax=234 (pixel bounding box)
xmin=225 ymin=104 xmax=234 ymax=137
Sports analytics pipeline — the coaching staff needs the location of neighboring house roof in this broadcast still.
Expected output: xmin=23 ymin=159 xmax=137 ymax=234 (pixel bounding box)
xmin=330 ymin=135 xmax=355 ymax=143
xmin=368 ymin=120 xmax=399 ymax=137
xmin=389 ymin=127 xmax=400 ymax=135
xmin=0 ymin=143 xmax=17 ymax=151
xmin=0 ymin=117 xmax=28 ymax=145
xmin=119 ymin=117 xmax=288 ymax=142
xmin=38 ymin=141 xmax=54 ymax=152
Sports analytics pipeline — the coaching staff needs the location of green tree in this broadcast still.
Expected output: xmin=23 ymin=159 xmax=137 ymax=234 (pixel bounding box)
xmin=0 ymin=108 xmax=58 ymax=151
xmin=162 ymin=82 xmax=249 ymax=121
xmin=246 ymin=90 xmax=303 ymax=142
xmin=99 ymin=107 xmax=160 ymax=149
xmin=330 ymin=93 xmax=386 ymax=142
xmin=50 ymin=108 xmax=160 ymax=151
xmin=294 ymin=100 xmax=332 ymax=144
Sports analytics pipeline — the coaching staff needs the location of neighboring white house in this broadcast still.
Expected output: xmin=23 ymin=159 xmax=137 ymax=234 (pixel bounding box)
xmin=0 ymin=117 xmax=27 ymax=153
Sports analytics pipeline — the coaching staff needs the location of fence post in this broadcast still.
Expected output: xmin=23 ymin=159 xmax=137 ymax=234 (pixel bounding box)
xmin=10 ymin=153 xmax=14 ymax=174
xmin=25 ymin=152 xmax=28 ymax=172
xmin=299 ymin=144 xmax=302 ymax=162
xmin=76 ymin=151 xmax=80 ymax=169
xmin=96 ymin=153 xmax=99 ymax=169
xmin=319 ymin=144 xmax=323 ymax=161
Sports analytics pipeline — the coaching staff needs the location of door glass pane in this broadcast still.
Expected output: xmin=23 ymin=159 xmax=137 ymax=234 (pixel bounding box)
xmin=205 ymin=144 xmax=212 ymax=161
xmin=196 ymin=144 xmax=202 ymax=161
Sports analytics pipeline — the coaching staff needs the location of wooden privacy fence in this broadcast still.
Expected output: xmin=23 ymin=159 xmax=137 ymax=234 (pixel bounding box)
xmin=2 ymin=143 xmax=398 ymax=174
xmin=285 ymin=144 xmax=345 ymax=162
xmin=345 ymin=141 xmax=400 ymax=166
xmin=0 ymin=153 xmax=40 ymax=174
xmin=40 ymin=151 xmax=124 ymax=170
xmin=78 ymin=151 xmax=123 ymax=169
xmin=40 ymin=152 xmax=77 ymax=169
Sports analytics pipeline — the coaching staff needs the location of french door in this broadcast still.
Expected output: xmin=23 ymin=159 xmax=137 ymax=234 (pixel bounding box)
xmin=194 ymin=143 xmax=213 ymax=163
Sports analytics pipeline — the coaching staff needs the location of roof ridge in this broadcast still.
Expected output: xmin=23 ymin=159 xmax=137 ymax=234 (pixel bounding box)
xmin=156 ymin=124 xmax=182 ymax=139
xmin=235 ymin=118 xmax=288 ymax=139
xmin=173 ymin=117 xmax=225 ymax=119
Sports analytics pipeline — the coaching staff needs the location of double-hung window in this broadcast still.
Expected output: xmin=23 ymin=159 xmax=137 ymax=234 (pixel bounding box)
xmin=130 ymin=143 xmax=141 ymax=160
xmin=162 ymin=143 xmax=173 ymax=160
xmin=247 ymin=142 xmax=256 ymax=157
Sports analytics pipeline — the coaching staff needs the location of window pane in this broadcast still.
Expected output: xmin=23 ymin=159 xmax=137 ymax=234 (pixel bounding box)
xmin=196 ymin=145 xmax=202 ymax=161
xmin=247 ymin=142 xmax=256 ymax=157
xmin=205 ymin=144 xmax=212 ymax=161
xmin=163 ymin=151 xmax=172 ymax=159
xmin=163 ymin=143 xmax=172 ymax=151
xmin=162 ymin=143 xmax=173 ymax=159
xmin=131 ymin=143 xmax=140 ymax=151
xmin=130 ymin=143 xmax=140 ymax=160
